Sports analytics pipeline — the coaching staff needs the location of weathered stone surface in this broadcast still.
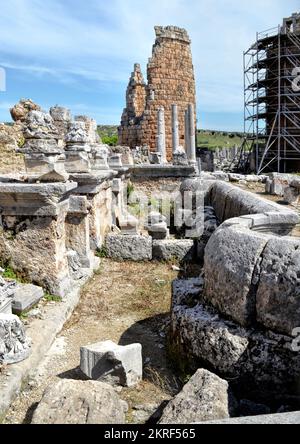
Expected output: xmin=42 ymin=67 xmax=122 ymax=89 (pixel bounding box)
xmin=159 ymin=369 xmax=231 ymax=424
xmin=106 ymin=234 xmax=152 ymax=261
xmin=170 ymin=298 xmax=300 ymax=397
xmin=0 ymin=314 xmax=31 ymax=364
xmin=80 ymin=340 xmax=142 ymax=387
xmin=19 ymin=138 xmax=62 ymax=155
xmin=256 ymin=236 xmax=300 ymax=335
xmin=31 ymin=379 xmax=127 ymax=424
xmin=172 ymin=278 xmax=204 ymax=308
xmin=12 ymin=284 xmax=44 ymax=315
xmin=10 ymin=99 xmax=41 ymax=122
xmin=50 ymin=106 xmax=72 ymax=122
xmin=198 ymin=411 xmax=300 ymax=424
xmin=152 ymin=239 xmax=194 ymax=262
xmin=204 ymin=224 xmax=269 ymax=326
xmin=23 ymin=111 xmax=58 ymax=140
xmin=171 ymin=302 xmax=249 ymax=374
xmin=65 ymin=122 xmax=89 ymax=144
xmin=209 ymin=181 xmax=295 ymax=224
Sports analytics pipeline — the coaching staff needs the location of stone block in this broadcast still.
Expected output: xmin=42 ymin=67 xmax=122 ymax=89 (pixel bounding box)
xmin=172 ymin=278 xmax=204 ymax=308
xmin=152 ymin=239 xmax=195 ymax=262
xmin=159 ymin=369 xmax=232 ymax=424
xmin=170 ymin=300 xmax=300 ymax=396
xmin=65 ymin=151 xmax=91 ymax=173
xmin=0 ymin=297 xmax=12 ymax=314
xmin=106 ymin=234 xmax=152 ymax=261
xmin=80 ymin=340 xmax=142 ymax=387
xmin=256 ymin=236 xmax=300 ymax=335
xmin=12 ymin=284 xmax=44 ymax=315
xmin=204 ymin=224 xmax=270 ymax=326
xmin=0 ymin=314 xmax=31 ymax=364
xmin=31 ymin=379 xmax=127 ymax=424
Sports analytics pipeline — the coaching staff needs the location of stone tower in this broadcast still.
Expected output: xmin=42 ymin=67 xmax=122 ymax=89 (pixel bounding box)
xmin=118 ymin=26 xmax=196 ymax=160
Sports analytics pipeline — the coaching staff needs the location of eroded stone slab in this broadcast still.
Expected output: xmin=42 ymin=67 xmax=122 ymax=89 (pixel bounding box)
xmin=159 ymin=369 xmax=232 ymax=424
xmin=80 ymin=340 xmax=142 ymax=387
xmin=106 ymin=234 xmax=152 ymax=261
xmin=31 ymin=379 xmax=127 ymax=424
xmin=12 ymin=284 xmax=44 ymax=315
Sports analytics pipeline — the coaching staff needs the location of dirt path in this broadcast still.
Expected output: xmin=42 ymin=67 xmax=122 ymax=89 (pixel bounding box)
xmin=3 ymin=259 xmax=182 ymax=424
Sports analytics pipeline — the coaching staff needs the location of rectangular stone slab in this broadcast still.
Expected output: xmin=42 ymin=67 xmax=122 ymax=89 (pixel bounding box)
xmin=12 ymin=284 xmax=44 ymax=315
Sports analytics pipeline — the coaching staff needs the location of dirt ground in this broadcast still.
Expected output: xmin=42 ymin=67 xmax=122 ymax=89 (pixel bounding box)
xmin=3 ymin=259 xmax=183 ymax=424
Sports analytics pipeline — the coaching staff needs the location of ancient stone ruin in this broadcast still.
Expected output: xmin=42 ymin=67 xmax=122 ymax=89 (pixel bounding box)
xmin=119 ymin=26 xmax=197 ymax=160
xmin=1 ymin=18 xmax=300 ymax=426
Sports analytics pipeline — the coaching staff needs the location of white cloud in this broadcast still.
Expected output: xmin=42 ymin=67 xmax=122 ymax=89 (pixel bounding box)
xmin=0 ymin=0 xmax=299 ymax=121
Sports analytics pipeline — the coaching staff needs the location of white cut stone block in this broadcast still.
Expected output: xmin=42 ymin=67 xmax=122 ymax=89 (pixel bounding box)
xmin=80 ymin=340 xmax=142 ymax=387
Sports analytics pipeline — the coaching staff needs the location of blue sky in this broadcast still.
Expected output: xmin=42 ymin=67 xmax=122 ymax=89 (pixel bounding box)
xmin=0 ymin=0 xmax=299 ymax=130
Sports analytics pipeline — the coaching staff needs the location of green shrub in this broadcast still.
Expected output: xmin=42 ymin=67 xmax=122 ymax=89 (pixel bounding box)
xmin=101 ymin=135 xmax=118 ymax=146
xmin=96 ymin=246 xmax=108 ymax=258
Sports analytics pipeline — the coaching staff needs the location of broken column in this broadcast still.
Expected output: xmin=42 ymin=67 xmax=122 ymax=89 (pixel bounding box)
xmin=185 ymin=109 xmax=191 ymax=159
xmin=172 ymin=104 xmax=188 ymax=165
xmin=156 ymin=107 xmax=167 ymax=164
xmin=188 ymin=104 xmax=197 ymax=166
xmin=172 ymin=104 xmax=180 ymax=155
xmin=20 ymin=110 xmax=69 ymax=182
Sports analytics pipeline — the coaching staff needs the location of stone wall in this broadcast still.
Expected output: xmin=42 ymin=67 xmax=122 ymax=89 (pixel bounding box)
xmin=170 ymin=179 xmax=300 ymax=400
xmin=119 ymin=26 xmax=196 ymax=160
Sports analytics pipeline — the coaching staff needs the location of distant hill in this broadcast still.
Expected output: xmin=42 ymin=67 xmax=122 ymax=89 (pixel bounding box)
xmin=97 ymin=125 xmax=244 ymax=150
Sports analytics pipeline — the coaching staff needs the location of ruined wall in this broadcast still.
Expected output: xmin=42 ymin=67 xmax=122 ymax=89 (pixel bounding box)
xmin=119 ymin=26 xmax=196 ymax=160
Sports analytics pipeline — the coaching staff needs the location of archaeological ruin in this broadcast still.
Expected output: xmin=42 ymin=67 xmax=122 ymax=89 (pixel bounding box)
xmin=1 ymin=13 xmax=300 ymax=427
xmin=119 ymin=26 xmax=197 ymax=161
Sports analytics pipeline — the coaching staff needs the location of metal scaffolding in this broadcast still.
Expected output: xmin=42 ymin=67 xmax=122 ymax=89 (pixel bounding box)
xmin=243 ymin=15 xmax=300 ymax=174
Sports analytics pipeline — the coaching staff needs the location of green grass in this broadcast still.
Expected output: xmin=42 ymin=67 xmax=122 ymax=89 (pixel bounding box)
xmin=95 ymin=246 xmax=108 ymax=258
xmin=96 ymin=125 xmax=245 ymax=151
xmin=2 ymin=266 xmax=18 ymax=280
xmin=197 ymin=129 xmax=244 ymax=151
xmin=43 ymin=293 xmax=62 ymax=303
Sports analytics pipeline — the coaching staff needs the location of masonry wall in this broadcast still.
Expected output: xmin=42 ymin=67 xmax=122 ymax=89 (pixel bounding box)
xmin=119 ymin=26 xmax=197 ymax=160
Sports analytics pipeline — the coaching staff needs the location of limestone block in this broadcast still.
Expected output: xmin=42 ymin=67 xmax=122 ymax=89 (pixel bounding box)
xmin=256 ymin=236 xmax=300 ymax=335
xmin=204 ymin=224 xmax=270 ymax=326
xmin=0 ymin=314 xmax=31 ymax=364
xmin=65 ymin=151 xmax=91 ymax=173
xmin=12 ymin=284 xmax=44 ymax=315
xmin=170 ymin=300 xmax=300 ymax=396
xmin=106 ymin=234 xmax=152 ymax=261
xmin=172 ymin=278 xmax=204 ymax=308
xmin=24 ymin=153 xmax=69 ymax=182
xmin=31 ymin=379 xmax=127 ymax=424
xmin=20 ymin=138 xmax=63 ymax=154
xmin=147 ymin=222 xmax=169 ymax=240
xmin=159 ymin=369 xmax=231 ymax=424
xmin=109 ymin=154 xmax=123 ymax=168
xmin=50 ymin=106 xmax=72 ymax=122
xmin=65 ymin=122 xmax=89 ymax=144
xmin=23 ymin=111 xmax=59 ymax=140
xmin=152 ymin=239 xmax=194 ymax=262
xmin=80 ymin=340 xmax=142 ymax=387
